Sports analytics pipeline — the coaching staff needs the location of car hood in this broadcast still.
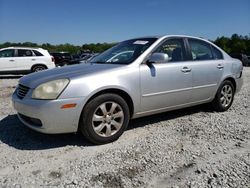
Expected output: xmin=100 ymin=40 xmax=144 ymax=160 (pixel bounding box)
xmin=19 ymin=63 xmax=122 ymax=88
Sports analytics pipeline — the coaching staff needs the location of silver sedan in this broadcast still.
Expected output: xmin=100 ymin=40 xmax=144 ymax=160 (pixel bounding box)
xmin=12 ymin=35 xmax=243 ymax=144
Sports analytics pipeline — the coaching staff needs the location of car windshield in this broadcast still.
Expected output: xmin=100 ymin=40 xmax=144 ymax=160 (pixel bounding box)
xmin=90 ymin=38 xmax=157 ymax=64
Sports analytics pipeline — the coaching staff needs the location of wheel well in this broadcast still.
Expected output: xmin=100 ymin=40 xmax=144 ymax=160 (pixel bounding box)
xmin=224 ymin=77 xmax=236 ymax=91
xmin=31 ymin=64 xmax=48 ymax=70
xmin=86 ymin=89 xmax=134 ymax=117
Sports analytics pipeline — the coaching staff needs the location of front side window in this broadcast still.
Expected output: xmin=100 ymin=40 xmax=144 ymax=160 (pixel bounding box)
xmin=17 ymin=49 xmax=33 ymax=57
xmin=90 ymin=38 xmax=157 ymax=64
xmin=0 ymin=49 xmax=14 ymax=58
xmin=154 ymin=38 xmax=186 ymax=62
xmin=189 ymin=39 xmax=213 ymax=60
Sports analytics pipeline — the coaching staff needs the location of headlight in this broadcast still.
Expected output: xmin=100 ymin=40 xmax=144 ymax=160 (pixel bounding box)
xmin=32 ymin=79 xmax=69 ymax=99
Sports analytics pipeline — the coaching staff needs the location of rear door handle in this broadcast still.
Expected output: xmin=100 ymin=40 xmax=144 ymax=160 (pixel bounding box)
xmin=217 ymin=64 xmax=224 ymax=69
xmin=9 ymin=59 xmax=15 ymax=62
xmin=31 ymin=59 xmax=36 ymax=61
xmin=181 ymin=67 xmax=192 ymax=73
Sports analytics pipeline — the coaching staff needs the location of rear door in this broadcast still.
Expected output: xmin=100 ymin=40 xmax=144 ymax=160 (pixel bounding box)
xmin=186 ymin=38 xmax=224 ymax=102
xmin=16 ymin=49 xmax=35 ymax=70
xmin=0 ymin=49 xmax=15 ymax=71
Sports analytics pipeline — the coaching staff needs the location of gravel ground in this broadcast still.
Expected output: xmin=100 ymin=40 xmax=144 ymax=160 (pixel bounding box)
xmin=0 ymin=69 xmax=249 ymax=188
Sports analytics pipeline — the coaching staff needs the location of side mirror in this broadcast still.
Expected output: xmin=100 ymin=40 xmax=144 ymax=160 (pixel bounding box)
xmin=147 ymin=53 xmax=169 ymax=64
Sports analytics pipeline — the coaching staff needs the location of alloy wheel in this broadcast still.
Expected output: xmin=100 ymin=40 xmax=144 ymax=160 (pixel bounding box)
xmin=220 ymin=84 xmax=233 ymax=108
xmin=92 ymin=101 xmax=124 ymax=137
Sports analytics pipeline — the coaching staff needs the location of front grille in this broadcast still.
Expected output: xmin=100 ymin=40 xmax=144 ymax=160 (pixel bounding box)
xmin=17 ymin=84 xmax=30 ymax=99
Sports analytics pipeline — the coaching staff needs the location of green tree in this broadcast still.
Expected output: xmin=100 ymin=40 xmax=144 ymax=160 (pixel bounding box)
xmin=214 ymin=34 xmax=250 ymax=55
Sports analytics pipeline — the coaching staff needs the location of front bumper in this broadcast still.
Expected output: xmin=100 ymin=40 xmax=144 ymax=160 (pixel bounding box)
xmin=12 ymin=92 xmax=85 ymax=134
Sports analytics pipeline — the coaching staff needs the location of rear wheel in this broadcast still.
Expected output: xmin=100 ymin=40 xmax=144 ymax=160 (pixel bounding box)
xmin=212 ymin=80 xmax=235 ymax=112
xmin=32 ymin=65 xmax=47 ymax=72
xmin=79 ymin=93 xmax=130 ymax=144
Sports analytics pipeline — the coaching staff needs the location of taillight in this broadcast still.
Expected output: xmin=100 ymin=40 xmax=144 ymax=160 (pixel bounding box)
xmin=51 ymin=56 xmax=55 ymax=63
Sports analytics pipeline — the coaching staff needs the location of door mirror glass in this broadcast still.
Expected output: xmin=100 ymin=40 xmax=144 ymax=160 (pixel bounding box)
xmin=148 ymin=53 xmax=169 ymax=64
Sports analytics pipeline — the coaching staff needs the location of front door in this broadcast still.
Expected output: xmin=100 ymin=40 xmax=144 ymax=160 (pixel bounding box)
xmin=139 ymin=38 xmax=193 ymax=113
xmin=0 ymin=49 xmax=15 ymax=71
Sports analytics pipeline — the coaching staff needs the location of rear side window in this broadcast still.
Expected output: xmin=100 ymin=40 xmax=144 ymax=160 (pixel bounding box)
xmin=189 ymin=39 xmax=213 ymax=60
xmin=154 ymin=38 xmax=186 ymax=62
xmin=211 ymin=46 xmax=223 ymax=59
xmin=0 ymin=49 xmax=14 ymax=57
xmin=33 ymin=50 xmax=43 ymax=56
xmin=17 ymin=49 xmax=33 ymax=57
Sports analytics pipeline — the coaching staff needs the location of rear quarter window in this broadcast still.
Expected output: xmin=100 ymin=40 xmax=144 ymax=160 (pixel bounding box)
xmin=33 ymin=50 xmax=44 ymax=56
xmin=211 ymin=46 xmax=223 ymax=59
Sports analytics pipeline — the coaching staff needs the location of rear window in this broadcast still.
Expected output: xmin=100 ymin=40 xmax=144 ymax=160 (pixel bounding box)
xmin=18 ymin=49 xmax=33 ymax=57
xmin=33 ymin=50 xmax=43 ymax=56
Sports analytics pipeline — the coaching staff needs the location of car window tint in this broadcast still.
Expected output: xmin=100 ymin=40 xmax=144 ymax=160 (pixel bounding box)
xmin=0 ymin=49 xmax=15 ymax=58
xmin=33 ymin=50 xmax=43 ymax=56
xmin=18 ymin=49 xmax=33 ymax=57
xmin=211 ymin=46 xmax=223 ymax=59
xmin=154 ymin=39 xmax=186 ymax=62
xmin=189 ymin=39 xmax=213 ymax=60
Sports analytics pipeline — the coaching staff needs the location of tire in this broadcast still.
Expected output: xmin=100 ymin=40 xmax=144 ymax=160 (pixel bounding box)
xmin=79 ymin=93 xmax=130 ymax=144
xmin=212 ymin=80 xmax=235 ymax=112
xmin=32 ymin=65 xmax=47 ymax=72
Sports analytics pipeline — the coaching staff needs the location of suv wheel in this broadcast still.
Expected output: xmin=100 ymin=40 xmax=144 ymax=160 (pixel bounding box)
xmin=32 ymin=65 xmax=46 ymax=72
xmin=212 ymin=80 xmax=235 ymax=112
xmin=79 ymin=93 xmax=130 ymax=144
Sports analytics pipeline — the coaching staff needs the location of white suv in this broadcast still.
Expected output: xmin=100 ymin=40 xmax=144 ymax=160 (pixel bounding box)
xmin=0 ymin=47 xmax=55 ymax=74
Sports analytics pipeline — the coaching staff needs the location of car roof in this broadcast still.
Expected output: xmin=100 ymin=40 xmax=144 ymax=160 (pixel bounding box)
xmin=2 ymin=46 xmax=44 ymax=50
xmin=125 ymin=35 xmax=217 ymax=48
xmin=129 ymin=35 xmax=211 ymax=42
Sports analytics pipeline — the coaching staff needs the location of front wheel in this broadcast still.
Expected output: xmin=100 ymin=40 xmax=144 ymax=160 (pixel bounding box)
xmin=212 ymin=80 xmax=235 ymax=112
xmin=79 ymin=93 xmax=130 ymax=144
